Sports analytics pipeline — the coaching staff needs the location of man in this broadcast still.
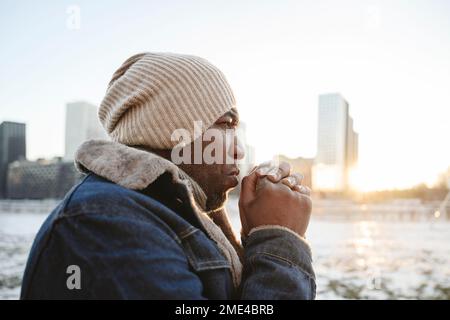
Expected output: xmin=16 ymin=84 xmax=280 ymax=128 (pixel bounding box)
xmin=21 ymin=52 xmax=315 ymax=299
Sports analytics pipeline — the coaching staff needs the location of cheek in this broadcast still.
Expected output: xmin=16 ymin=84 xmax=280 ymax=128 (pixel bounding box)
xmin=202 ymin=128 xmax=229 ymax=162
xmin=218 ymin=132 xmax=228 ymax=154
xmin=202 ymin=132 xmax=226 ymax=147
xmin=205 ymin=164 xmax=226 ymax=178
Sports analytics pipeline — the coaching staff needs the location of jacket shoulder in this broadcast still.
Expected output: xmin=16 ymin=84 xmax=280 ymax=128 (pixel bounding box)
xmin=60 ymin=173 xmax=153 ymax=217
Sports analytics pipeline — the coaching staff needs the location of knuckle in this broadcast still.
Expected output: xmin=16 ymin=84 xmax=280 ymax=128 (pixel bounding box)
xmin=280 ymin=161 xmax=291 ymax=173
xmin=257 ymin=182 xmax=271 ymax=195
xmin=292 ymin=172 xmax=303 ymax=182
xmin=280 ymin=161 xmax=290 ymax=168
xmin=299 ymin=194 xmax=312 ymax=211
xmin=290 ymin=191 xmax=311 ymax=207
xmin=304 ymin=186 xmax=312 ymax=195
xmin=271 ymin=181 xmax=289 ymax=194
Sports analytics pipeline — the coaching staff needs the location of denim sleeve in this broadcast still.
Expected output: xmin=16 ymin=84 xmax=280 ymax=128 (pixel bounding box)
xmin=52 ymin=213 xmax=207 ymax=299
xmin=239 ymin=227 xmax=316 ymax=300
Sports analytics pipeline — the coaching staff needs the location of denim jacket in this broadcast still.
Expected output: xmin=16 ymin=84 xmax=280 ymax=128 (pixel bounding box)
xmin=20 ymin=140 xmax=316 ymax=299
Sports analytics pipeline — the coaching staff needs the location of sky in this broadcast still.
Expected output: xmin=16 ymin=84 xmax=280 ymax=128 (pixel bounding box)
xmin=1 ymin=0 xmax=449 ymax=191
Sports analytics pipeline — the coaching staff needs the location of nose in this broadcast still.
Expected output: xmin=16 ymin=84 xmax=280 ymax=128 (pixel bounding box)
xmin=232 ymin=134 xmax=245 ymax=160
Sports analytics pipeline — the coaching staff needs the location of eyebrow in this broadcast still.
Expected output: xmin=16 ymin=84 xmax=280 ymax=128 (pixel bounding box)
xmin=228 ymin=109 xmax=239 ymax=121
xmin=216 ymin=109 xmax=239 ymax=124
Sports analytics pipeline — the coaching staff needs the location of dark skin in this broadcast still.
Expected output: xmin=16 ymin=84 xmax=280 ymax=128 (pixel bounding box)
xmin=146 ymin=108 xmax=312 ymax=237
xmin=150 ymin=108 xmax=244 ymax=211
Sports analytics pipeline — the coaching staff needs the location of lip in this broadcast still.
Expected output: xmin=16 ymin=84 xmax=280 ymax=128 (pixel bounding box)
xmin=225 ymin=174 xmax=239 ymax=188
xmin=226 ymin=167 xmax=240 ymax=176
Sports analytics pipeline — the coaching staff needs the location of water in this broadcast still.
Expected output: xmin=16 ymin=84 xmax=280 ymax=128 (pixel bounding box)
xmin=227 ymin=198 xmax=450 ymax=299
xmin=306 ymin=219 xmax=450 ymax=299
xmin=1 ymin=199 xmax=449 ymax=300
xmin=0 ymin=212 xmax=48 ymax=299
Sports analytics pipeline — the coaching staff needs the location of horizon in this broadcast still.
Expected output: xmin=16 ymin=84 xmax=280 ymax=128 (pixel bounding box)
xmin=1 ymin=0 xmax=450 ymax=191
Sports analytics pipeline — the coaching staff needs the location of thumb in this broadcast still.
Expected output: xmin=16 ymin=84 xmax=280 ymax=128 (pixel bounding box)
xmin=239 ymin=171 xmax=259 ymax=238
xmin=239 ymin=171 xmax=259 ymax=205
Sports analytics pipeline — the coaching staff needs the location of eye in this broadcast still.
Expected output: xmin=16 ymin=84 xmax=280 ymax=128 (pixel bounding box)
xmin=218 ymin=117 xmax=235 ymax=128
xmin=228 ymin=119 xmax=239 ymax=129
xmin=216 ymin=114 xmax=239 ymax=129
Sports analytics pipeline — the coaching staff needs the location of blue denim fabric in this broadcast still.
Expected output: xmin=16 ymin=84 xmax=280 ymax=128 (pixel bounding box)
xmin=21 ymin=174 xmax=315 ymax=299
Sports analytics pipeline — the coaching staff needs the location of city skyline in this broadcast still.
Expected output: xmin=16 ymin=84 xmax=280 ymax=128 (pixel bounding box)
xmin=2 ymin=88 xmax=448 ymax=193
xmin=1 ymin=1 xmax=450 ymax=190
xmin=64 ymin=101 xmax=107 ymax=160
xmin=313 ymin=93 xmax=358 ymax=191
xmin=0 ymin=121 xmax=26 ymax=197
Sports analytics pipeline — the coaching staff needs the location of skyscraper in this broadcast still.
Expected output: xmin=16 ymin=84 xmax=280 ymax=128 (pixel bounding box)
xmin=277 ymin=155 xmax=314 ymax=188
xmin=0 ymin=121 xmax=26 ymax=197
xmin=64 ymin=101 xmax=108 ymax=160
xmin=313 ymin=93 xmax=358 ymax=191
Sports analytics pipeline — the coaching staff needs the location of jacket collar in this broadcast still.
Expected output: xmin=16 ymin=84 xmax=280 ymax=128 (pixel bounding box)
xmin=74 ymin=139 xmax=208 ymax=210
xmin=74 ymin=139 xmax=242 ymax=287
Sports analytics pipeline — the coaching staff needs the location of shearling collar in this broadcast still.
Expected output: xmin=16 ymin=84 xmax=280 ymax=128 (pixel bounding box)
xmin=74 ymin=139 xmax=242 ymax=287
xmin=74 ymin=139 xmax=208 ymax=209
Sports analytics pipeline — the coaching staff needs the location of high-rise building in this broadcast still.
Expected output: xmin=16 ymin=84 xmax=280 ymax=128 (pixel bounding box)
xmin=313 ymin=93 xmax=358 ymax=191
xmin=64 ymin=101 xmax=108 ymax=160
xmin=0 ymin=121 xmax=26 ymax=197
xmin=277 ymin=155 xmax=314 ymax=188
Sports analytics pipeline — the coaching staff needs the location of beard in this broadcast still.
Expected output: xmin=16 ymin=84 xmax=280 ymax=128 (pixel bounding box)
xmin=205 ymin=190 xmax=228 ymax=212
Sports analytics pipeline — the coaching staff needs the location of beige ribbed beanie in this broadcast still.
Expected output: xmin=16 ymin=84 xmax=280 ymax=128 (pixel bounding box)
xmin=98 ymin=52 xmax=236 ymax=149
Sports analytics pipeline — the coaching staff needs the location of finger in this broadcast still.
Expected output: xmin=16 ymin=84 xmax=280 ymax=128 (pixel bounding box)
xmin=266 ymin=162 xmax=291 ymax=182
xmin=239 ymin=171 xmax=259 ymax=204
xmin=293 ymin=185 xmax=311 ymax=196
xmin=247 ymin=165 xmax=258 ymax=175
xmin=256 ymin=176 xmax=271 ymax=192
xmin=291 ymin=172 xmax=304 ymax=186
xmin=281 ymin=173 xmax=304 ymax=188
xmin=281 ymin=176 xmax=295 ymax=189
xmin=292 ymin=172 xmax=304 ymax=185
xmin=264 ymin=166 xmax=280 ymax=181
xmin=281 ymin=173 xmax=303 ymax=189
xmin=255 ymin=161 xmax=273 ymax=177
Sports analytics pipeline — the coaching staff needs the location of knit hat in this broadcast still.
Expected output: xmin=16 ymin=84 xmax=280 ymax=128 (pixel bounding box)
xmin=98 ymin=52 xmax=236 ymax=149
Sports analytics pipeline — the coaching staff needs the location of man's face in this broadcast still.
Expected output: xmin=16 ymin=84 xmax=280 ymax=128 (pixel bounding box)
xmin=177 ymin=108 xmax=245 ymax=211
